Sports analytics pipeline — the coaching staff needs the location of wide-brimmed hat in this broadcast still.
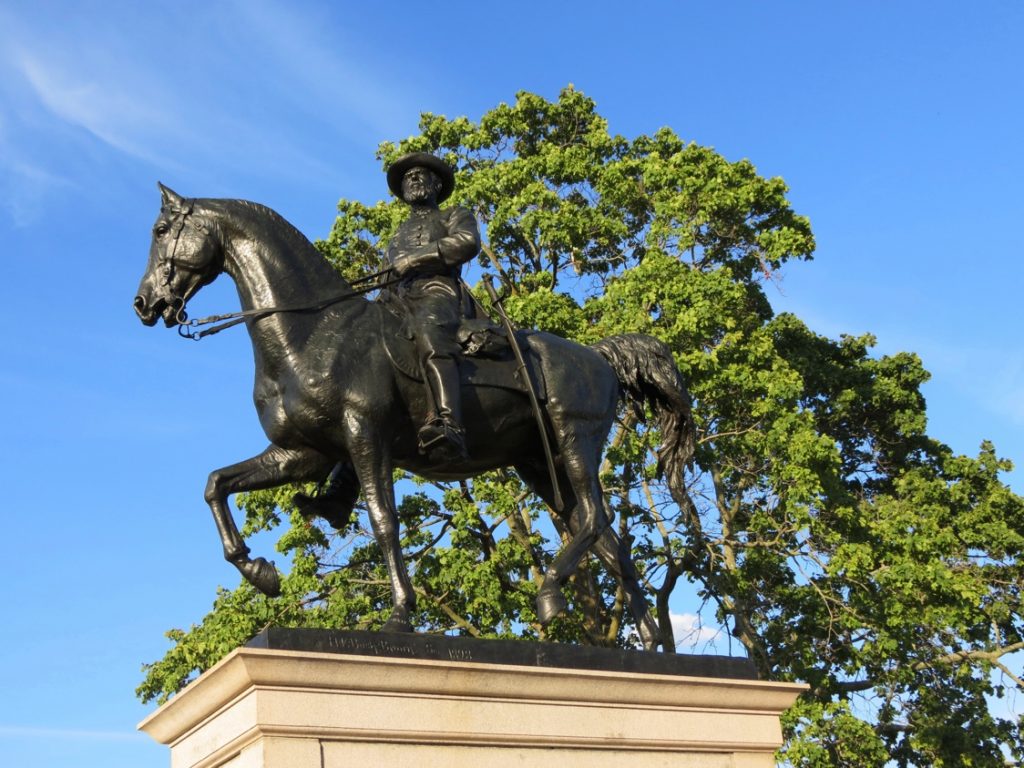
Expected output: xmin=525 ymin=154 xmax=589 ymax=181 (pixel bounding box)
xmin=387 ymin=152 xmax=456 ymax=202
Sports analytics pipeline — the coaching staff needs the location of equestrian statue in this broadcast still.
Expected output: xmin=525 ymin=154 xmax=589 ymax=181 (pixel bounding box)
xmin=133 ymin=154 xmax=695 ymax=651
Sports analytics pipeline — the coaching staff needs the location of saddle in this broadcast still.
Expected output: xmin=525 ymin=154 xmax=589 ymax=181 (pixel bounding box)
xmin=381 ymin=312 xmax=547 ymax=400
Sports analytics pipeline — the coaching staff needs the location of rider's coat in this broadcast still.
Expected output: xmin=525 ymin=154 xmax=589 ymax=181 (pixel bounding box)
xmin=385 ymin=204 xmax=481 ymax=356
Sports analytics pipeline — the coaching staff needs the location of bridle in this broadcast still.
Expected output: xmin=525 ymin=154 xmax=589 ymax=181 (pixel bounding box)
xmin=155 ymin=200 xmax=403 ymax=341
xmin=158 ymin=198 xmax=199 ymax=328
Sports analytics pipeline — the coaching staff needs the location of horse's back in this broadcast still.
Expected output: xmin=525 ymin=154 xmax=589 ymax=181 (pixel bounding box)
xmin=526 ymin=331 xmax=618 ymax=415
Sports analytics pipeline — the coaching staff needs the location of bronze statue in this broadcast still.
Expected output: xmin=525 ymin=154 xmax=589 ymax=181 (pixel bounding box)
xmin=133 ymin=170 xmax=695 ymax=651
xmin=382 ymin=153 xmax=480 ymax=460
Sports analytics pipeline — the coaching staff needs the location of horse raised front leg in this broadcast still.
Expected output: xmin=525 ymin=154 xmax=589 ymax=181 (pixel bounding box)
xmin=204 ymin=444 xmax=334 ymax=596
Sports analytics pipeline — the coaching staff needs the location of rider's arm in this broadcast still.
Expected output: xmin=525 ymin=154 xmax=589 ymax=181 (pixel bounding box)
xmin=392 ymin=207 xmax=481 ymax=275
xmin=435 ymin=206 xmax=481 ymax=267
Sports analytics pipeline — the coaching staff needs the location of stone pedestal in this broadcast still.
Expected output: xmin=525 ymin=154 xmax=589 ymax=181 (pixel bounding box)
xmin=140 ymin=630 xmax=805 ymax=768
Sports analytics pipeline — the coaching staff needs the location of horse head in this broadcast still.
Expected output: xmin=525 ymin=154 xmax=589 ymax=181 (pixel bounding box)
xmin=134 ymin=183 xmax=222 ymax=327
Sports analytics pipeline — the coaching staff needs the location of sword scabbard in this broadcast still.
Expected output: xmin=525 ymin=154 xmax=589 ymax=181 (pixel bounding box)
xmin=484 ymin=276 xmax=564 ymax=511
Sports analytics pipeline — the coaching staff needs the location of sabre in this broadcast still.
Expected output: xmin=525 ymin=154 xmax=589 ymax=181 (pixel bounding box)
xmin=484 ymin=275 xmax=564 ymax=512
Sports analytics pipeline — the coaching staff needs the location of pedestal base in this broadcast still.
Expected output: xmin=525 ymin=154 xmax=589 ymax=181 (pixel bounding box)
xmin=140 ymin=630 xmax=804 ymax=768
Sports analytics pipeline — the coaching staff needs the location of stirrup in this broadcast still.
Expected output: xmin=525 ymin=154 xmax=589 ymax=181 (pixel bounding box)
xmin=418 ymin=417 xmax=468 ymax=460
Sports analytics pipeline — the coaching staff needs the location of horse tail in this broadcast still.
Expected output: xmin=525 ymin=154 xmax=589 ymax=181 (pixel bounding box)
xmin=591 ymin=334 xmax=696 ymax=497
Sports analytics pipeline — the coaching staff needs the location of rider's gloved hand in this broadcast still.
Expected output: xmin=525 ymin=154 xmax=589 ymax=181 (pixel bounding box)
xmin=393 ymin=246 xmax=442 ymax=276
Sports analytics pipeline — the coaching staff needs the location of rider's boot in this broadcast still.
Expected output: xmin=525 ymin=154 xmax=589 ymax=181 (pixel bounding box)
xmin=418 ymin=356 xmax=468 ymax=462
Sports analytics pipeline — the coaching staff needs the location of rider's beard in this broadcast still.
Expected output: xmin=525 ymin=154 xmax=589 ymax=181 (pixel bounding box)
xmin=404 ymin=186 xmax=434 ymax=205
xmin=402 ymin=172 xmax=440 ymax=206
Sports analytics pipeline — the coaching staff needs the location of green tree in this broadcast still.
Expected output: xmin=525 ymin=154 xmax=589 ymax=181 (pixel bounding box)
xmin=138 ymin=87 xmax=1024 ymax=766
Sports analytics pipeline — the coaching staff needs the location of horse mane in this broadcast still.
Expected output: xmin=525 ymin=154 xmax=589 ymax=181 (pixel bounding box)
xmin=233 ymin=199 xmax=320 ymax=253
xmin=207 ymin=197 xmax=346 ymax=287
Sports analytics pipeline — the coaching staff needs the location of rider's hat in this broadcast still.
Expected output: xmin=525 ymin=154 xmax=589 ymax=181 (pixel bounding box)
xmin=387 ymin=152 xmax=456 ymax=203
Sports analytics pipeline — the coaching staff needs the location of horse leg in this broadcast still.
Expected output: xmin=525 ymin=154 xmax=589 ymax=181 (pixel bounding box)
xmin=345 ymin=425 xmax=416 ymax=633
xmin=531 ymin=435 xmax=613 ymax=626
xmin=590 ymin=531 xmax=661 ymax=651
xmin=516 ymin=461 xmax=660 ymax=651
xmin=205 ymin=444 xmax=334 ymax=596
xmin=293 ymin=460 xmax=360 ymax=530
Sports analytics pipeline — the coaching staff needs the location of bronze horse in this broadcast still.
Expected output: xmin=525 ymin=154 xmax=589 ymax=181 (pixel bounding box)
xmin=133 ymin=184 xmax=694 ymax=650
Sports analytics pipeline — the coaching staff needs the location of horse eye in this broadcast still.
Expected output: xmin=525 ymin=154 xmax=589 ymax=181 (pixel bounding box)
xmin=154 ymin=224 xmax=169 ymax=237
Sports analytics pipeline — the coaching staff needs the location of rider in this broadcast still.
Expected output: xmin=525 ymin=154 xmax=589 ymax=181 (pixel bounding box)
xmin=294 ymin=152 xmax=479 ymax=526
xmin=383 ymin=151 xmax=481 ymax=460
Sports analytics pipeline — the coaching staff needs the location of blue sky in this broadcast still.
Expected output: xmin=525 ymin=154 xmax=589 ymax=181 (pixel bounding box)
xmin=1 ymin=2 xmax=1022 ymax=765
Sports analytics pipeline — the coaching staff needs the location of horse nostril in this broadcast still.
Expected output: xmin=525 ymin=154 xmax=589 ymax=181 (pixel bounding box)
xmin=134 ymin=295 xmax=155 ymax=324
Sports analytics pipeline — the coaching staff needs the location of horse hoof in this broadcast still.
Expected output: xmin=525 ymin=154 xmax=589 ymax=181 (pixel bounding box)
xmin=536 ymin=587 xmax=567 ymax=625
xmin=380 ymin=608 xmax=414 ymax=633
xmin=247 ymin=557 xmax=281 ymax=597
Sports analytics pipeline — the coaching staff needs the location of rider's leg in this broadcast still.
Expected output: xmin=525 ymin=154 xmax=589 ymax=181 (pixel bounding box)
xmin=418 ymin=343 xmax=467 ymax=459
xmin=413 ymin=299 xmax=467 ymax=460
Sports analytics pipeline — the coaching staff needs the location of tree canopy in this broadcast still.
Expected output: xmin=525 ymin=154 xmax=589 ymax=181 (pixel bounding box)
xmin=138 ymin=87 xmax=1024 ymax=766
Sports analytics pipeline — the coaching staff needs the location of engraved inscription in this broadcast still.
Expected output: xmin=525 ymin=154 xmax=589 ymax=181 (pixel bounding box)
xmin=321 ymin=634 xmax=422 ymax=657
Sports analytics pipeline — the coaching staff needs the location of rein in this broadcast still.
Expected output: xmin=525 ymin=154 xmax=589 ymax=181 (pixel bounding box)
xmin=176 ymin=269 xmax=400 ymax=340
xmin=158 ymin=198 xmax=399 ymax=340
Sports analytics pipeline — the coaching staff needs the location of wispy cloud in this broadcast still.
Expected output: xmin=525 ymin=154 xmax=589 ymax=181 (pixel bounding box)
xmin=671 ymin=611 xmax=724 ymax=651
xmin=960 ymin=356 xmax=1024 ymax=434
xmin=0 ymin=155 xmax=74 ymax=227
xmin=772 ymin=281 xmax=1024 ymax=438
xmin=221 ymin=0 xmax=418 ymax=139
xmin=0 ymin=2 xmax=421 ymax=217
xmin=15 ymin=50 xmax=181 ymax=166
xmin=883 ymin=334 xmax=1024 ymax=431
xmin=0 ymin=725 xmax=144 ymax=742
xmin=990 ymin=374 xmax=1024 ymax=426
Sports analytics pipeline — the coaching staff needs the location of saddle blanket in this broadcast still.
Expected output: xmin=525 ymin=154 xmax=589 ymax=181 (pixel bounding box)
xmin=382 ymin=321 xmax=547 ymax=401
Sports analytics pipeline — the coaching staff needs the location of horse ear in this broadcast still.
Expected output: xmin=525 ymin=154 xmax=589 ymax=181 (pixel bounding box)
xmin=158 ymin=182 xmax=184 ymax=208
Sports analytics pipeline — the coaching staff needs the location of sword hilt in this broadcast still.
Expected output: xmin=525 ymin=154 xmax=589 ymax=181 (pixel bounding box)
xmin=483 ymin=274 xmax=508 ymax=307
